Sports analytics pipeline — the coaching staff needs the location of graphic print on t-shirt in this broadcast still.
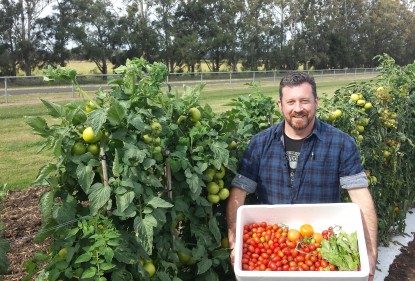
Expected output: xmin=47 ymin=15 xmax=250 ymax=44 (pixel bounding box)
xmin=286 ymin=150 xmax=300 ymax=188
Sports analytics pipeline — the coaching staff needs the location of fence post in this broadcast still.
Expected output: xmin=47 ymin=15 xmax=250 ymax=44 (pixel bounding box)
xmin=4 ymin=77 xmax=8 ymax=104
xmin=230 ymin=72 xmax=232 ymax=84
xmin=72 ymin=82 xmax=75 ymax=98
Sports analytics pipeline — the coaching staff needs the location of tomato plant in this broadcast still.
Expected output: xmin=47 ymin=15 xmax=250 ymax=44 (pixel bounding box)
xmin=317 ymin=54 xmax=415 ymax=245
xmin=25 ymin=58 xmax=279 ymax=280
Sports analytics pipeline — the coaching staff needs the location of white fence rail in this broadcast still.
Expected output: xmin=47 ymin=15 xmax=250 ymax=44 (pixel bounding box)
xmin=1 ymin=68 xmax=378 ymax=104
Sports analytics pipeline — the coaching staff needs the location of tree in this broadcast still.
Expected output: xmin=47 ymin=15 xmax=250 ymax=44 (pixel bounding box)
xmin=153 ymin=0 xmax=179 ymax=72
xmin=113 ymin=0 xmax=161 ymax=67
xmin=72 ymin=0 xmax=121 ymax=74
xmin=36 ymin=0 xmax=79 ymax=68
xmin=0 ymin=0 xmax=49 ymax=76
xmin=362 ymin=0 xmax=415 ymax=66
xmin=0 ymin=0 xmax=17 ymax=75
xmin=172 ymin=0 xmax=208 ymax=72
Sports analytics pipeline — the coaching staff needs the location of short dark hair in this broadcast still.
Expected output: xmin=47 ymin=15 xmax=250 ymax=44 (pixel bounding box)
xmin=279 ymin=71 xmax=317 ymax=100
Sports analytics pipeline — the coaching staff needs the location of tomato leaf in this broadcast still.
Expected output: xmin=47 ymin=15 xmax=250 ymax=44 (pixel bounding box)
xmin=34 ymin=163 xmax=57 ymax=185
xmin=123 ymin=143 xmax=146 ymax=165
xmin=39 ymin=190 xmax=54 ymax=222
xmin=76 ymin=163 xmax=95 ymax=194
xmin=185 ymin=169 xmax=203 ymax=199
xmin=197 ymin=258 xmax=212 ymax=275
xmin=88 ymin=108 xmax=107 ymax=133
xmin=107 ymin=100 xmax=126 ymax=126
xmin=24 ymin=116 xmax=50 ymax=137
xmin=134 ymin=214 xmax=157 ymax=255
xmin=115 ymin=191 xmax=135 ymax=213
xmin=208 ymin=217 xmax=221 ymax=243
xmin=52 ymin=195 xmax=77 ymax=224
xmin=75 ymin=252 xmax=93 ymax=264
xmin=88 ymin=183 xmax=111 ymax=216
xmin=80 ymin=267 xmax=96 ymax=278
xmin=41 ymin=99 xmax=64 ymax=118
xmin=209 ymin=142 xmax=229 ymax=169
xmin=110 ymin=268 xmax=133 ymax=281
xmin=146 ymin=197 xmax=173 ymax=209
xmin=112 ymin=149 xmax=121 ymax=177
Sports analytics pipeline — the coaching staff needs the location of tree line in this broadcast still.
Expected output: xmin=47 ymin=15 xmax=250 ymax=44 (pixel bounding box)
xmin=1 ymin=0 xmax=415 ymax=76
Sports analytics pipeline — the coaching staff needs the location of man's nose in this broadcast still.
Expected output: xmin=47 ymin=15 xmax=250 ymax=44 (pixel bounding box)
xmin=294 ymin=102 xmax=303 ymax=111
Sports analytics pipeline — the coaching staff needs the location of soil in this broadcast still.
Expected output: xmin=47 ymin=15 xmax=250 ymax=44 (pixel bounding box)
xmin=1 ymin=186 xmax=414 ymax=281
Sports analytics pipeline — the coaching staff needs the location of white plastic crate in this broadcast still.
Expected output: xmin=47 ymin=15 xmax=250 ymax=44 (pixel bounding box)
xmin=234 ymin=203 xmax=370 ymax=281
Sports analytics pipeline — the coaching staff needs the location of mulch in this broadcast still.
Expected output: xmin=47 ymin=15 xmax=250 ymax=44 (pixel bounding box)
xmin=1 ymin=186 xmax=414 ymax=280
xmin=1 ymin=186 xmax=51 ymax=281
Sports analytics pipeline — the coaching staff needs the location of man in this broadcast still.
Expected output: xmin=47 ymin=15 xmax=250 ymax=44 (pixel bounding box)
xmin=226 ymin=71 xmax=377 ymax=280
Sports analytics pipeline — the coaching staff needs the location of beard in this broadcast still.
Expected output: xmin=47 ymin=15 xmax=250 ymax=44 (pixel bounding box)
xmin=286 ymin=111 xmax=315 ymax=131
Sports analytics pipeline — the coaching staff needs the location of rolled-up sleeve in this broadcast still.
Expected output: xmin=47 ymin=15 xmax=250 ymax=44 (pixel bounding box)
xmin=340 ymin=171 xmax=368 ymax=189
xmin=231 ymin=173 xmax=257 ymax=193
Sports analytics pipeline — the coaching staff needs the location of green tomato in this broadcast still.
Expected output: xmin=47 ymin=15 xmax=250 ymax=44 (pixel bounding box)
xmin=153 ymin=137 xmax=161 ymax=146
xmin=207 ymin=194 xmax=220 ymax=204
xmin=188 ymin=107 xmax=201 ymax=123
xmin=217 ymin=179 xmax=224 ymax=189
xmin=356 ymin=99 xmax=366 ymax=107
xmin=350 ymin=93 xmax=359 ymax=101
xmin=143 ymin=134 xmax=153 ymax=144
xmin=214 ymin=165 xmax=226 ymax=180
xmin=71 ymin=142 xmax=87 ymax=155
xmin=332 ymin=109 xmax=342 ymax=119
xmin=178 ymin=251 xmax=191 ymax=264
xmin=207 ymin=182 xmax=220 ymax=195
xmin=218 ymin=188 xmax=230 ymax=200
xmin=143 ymin=261 xmax=156 ymax=278
xmin=150 ymin=122 xmax=162 ymax=136
xmin=87 ymin=144 xmax=100 ymax=155
xmin=227 ymin=140 xmax=238 ymax=150
xmin=82 ymin=127 xmax=103 ymax=143
xmin=58 ymin=247 xmax=68 ymax=259
xmin=203 ymin=168 xmax=216 ymax=182
xmin=177 ymin=115 xmax=187 ymax=124
xmin=364 ymin=102 xmax=373 ymax=109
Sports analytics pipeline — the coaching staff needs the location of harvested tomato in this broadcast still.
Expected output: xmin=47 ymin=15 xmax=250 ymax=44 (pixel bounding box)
xmin=287 ymin=229 xmax=301 ymax=242
xmin=312 ymin=232 xmax=323 ymax=244
xmin=241 ymin=222 xmax=338 ymax=272
xmin=300 ymin=223 xmax=314 ymax=237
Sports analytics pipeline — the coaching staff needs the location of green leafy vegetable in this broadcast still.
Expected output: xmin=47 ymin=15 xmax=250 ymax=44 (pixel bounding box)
xmin=320 ymin=226 xmax=360 ymax=271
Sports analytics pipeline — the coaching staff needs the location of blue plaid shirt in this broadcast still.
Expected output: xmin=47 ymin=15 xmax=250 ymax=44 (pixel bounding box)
xmin=232 ymin=118 xmax=368 ymax=204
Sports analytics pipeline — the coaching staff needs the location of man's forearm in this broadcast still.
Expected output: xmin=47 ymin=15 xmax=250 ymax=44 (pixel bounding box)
xmin=348 ymin=188 xmax=378 ymax=278
xmin=226 ymin=187 xmax=247 ymax=264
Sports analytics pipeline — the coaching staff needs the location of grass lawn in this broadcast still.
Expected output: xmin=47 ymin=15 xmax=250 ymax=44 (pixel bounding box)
xmin=0 ymin=73 xmax=377 ymax=191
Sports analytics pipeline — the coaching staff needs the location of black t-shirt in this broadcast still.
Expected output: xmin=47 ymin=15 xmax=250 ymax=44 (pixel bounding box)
xmin=284 ymin=133 xmax=305 ymax=188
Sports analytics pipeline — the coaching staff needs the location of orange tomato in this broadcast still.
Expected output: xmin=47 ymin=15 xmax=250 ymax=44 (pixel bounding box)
xmin=287 ymin=229 xmax=301 ymax=242
xmin=312 ymin=232 xmax=323 ymax=244
xmin=300 ymin=224 xmax=314 ymax=237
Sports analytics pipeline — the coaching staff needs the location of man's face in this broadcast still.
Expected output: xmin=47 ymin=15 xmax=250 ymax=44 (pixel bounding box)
xmin=278 ymin=82 xmax=318 ymax=132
